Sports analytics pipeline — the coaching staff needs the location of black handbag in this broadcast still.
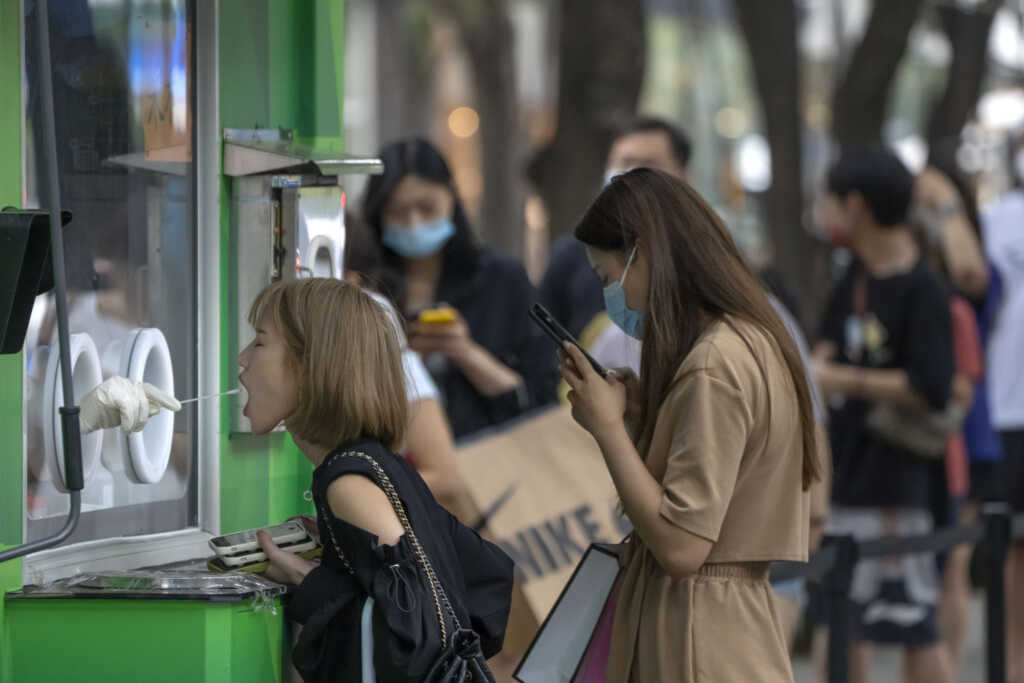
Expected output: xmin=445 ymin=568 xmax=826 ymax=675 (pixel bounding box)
xmin=315 ymin=450 xmax=497 ymax=683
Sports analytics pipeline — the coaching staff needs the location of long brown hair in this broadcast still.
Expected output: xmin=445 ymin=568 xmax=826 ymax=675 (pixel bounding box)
xmin=574 ymin=168 xmax=820 ymax=489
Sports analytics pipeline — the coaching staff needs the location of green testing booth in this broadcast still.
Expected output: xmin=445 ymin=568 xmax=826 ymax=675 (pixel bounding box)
xmin=0 ymin=2 xmax=378 ymax=681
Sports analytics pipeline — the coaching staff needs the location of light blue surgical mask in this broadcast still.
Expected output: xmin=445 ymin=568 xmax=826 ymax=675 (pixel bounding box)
xmin=603 ymin=245 xmax=644 ymax=339
xmin=381 ymin=217 xmax=456 ymax=259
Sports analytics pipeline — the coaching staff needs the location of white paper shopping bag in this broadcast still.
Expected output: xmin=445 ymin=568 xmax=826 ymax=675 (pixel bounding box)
xmin=514 ymin=543 xmax=623 ymax=683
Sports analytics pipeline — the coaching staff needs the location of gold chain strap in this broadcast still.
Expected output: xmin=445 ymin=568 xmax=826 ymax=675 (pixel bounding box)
xmin=317 ymin=450 xmax=457 ymax=646
xmin=315 ymin=490 xmax=355 ymax=575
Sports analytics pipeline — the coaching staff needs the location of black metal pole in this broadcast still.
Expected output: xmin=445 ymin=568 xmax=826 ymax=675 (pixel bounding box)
xmin=983 ymin=503 xmax=1011 ymax=683
xmin=33 ymin=0 xmax=83 ymax=494
xmin=0 ymin=0 xmax=82 ymax=565
xmin=825 ymin=535 xmax=858 ymax=683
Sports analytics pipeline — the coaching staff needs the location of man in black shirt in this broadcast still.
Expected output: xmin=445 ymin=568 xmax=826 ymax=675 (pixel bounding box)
xmin=814 ymin=147 xmax=955 ymax=682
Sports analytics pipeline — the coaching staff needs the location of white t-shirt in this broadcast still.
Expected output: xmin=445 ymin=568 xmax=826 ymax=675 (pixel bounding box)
xmin=587 ymin=295 xmax=826 ymax=422
xmin=770 ymin=296 xmax=827 ymax=423
xmin=589 ymin=315 xmax=642 ymax=376
xmin=982 ymin=190 xmax=1024 ymax=429
xmin=365 ymin=291 xmax=440 ymax=404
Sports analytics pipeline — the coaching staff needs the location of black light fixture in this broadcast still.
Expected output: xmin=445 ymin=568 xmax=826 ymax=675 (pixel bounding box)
xmin=0 ymin=208 xmax=70 ymax=354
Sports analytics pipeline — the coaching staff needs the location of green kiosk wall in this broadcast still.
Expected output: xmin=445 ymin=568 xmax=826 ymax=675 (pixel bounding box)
xmin=0 ymin=2 xmax=25 ymax=682
xmin=218 ymin=0 xmax=345 ymax=537
xmin=2 ymin=2 xmax=346 ymax=681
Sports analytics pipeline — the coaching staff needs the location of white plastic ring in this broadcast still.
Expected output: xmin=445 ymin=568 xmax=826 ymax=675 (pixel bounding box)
xmin=119 ymin=328 xmax=175 ymax=484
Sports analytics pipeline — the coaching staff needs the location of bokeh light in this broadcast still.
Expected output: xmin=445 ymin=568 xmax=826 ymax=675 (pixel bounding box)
xmin=714 ymin=106 xmax=748 ymax=139
xmin=448 ymin=106 xmax=480 ymax=138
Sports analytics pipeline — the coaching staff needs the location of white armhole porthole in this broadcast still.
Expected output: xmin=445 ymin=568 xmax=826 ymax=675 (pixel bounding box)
xmin=119 ymin=328 xmax=175 ymax=484
xmin=42 ymin=333 xmax=104 ymax=491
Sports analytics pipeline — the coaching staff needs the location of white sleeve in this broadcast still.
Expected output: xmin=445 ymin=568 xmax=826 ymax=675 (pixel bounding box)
xmin=402 ymin=349 xmax=439 ymax=403
xmin=768 ymin=295 xmax=827 ymax=423
xmin=365 ymin=290 xmax=408 ymax=347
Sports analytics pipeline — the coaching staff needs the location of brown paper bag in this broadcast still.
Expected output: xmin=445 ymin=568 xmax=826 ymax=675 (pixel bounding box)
xmin=454 ymin=406 xmax=630 ymax=622
xmin=141 ymin=22 xmax=191 ymax=162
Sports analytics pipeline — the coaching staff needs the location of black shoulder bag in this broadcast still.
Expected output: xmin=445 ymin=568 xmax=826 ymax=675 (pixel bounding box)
xmin=316 ymin=450 xmax=496 ymax=683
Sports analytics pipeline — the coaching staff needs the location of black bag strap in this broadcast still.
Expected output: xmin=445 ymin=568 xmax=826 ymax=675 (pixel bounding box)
xmin=315 ymin=450 xmax=460 ymax=646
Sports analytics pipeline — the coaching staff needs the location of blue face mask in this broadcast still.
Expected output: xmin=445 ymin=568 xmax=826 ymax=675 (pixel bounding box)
xmin=381 ymin=217 xmax=456 ymax=259
xmin=603 ymin=245 xmax=644 ymax=339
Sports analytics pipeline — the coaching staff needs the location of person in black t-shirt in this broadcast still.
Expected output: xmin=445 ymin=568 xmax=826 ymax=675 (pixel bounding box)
xmin=813 ymin=147 xmax=955 ymax=683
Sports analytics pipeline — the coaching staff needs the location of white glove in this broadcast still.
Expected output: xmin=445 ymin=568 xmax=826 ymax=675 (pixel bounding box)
xmin=79 ymin=376 xmax=182 ymax=434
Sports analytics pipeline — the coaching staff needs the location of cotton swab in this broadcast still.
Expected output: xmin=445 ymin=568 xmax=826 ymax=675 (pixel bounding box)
xmin=179 ymin=388 xmax=242 ymax=405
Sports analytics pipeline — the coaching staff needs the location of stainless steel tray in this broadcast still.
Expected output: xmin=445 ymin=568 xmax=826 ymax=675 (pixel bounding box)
xmin=7 ymin=569 xmax=287 ymax=603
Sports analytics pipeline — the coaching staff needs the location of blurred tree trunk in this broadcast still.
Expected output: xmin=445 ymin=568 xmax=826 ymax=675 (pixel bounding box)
xmin=442 ymin=0 xmax=526 ymax=257
xmin=926 ymin=1 xmax=999 ymax=166
xmin=376 ymin=0 xmax=435 ymax=141
xmin=733 ymin=0 xmax=817 ymax=325
xmin=832 ymin=0 xmax=926 ymax=152
xmin=526 ymin=0 xmax=646 ymax=241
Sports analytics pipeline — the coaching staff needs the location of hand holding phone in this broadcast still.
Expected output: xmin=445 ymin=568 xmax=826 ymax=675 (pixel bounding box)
xmin=417 ymin=307 xmax=458 ymax=325
xmin=529 ymin=303 xmax=608 ymax=377
xmin=208 ymin=520 xmax=308 ymax=556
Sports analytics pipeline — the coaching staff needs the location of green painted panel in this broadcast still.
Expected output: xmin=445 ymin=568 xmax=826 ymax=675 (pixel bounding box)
xmin=268 ymin=0 xmax=308 ymax=133
xmin=315 ymin=0 xmax=345 ymax=143
xmin=218 ymin=0 xmax=341 ymax=535
xmin=219 ymin=0 xmax=270 ymax=129
xmin=0 ymin=0 xmax=24 ymax=550
xmin=0 ymin=558 xmax=19 ymax=683
xmin=7 ymin=598 xmax=284 ymax=683
xmin=1 ymin=1 xmax=24 ymax=680
xmin=219 ymin=434 xmax=273 ymax=533
xmin=268 ymin=434 xmax=315 ymax=524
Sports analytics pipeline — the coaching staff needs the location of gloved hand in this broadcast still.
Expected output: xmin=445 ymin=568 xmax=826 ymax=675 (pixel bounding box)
xmin=79 ymin=376 xmax=181 ymax=434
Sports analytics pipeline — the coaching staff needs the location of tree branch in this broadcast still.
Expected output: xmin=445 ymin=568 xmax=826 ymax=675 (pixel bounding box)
xmin=832 ymin=0 xmax=927 ymax=152
xmin=926 ymin=1 xmax=999 ymax=165
xmin=438 ymin=0 xmax=526 ymax=256
xmin=526 ymin=0 xmax=646 ymax=240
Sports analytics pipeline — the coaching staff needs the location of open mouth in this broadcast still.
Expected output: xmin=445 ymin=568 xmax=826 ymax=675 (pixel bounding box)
xmin=239 ymin=375 xmax=250 ymax=417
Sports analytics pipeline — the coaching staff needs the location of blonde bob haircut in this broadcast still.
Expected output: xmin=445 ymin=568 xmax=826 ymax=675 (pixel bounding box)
xmin=247 ymin=278 xmax=408 ymax=452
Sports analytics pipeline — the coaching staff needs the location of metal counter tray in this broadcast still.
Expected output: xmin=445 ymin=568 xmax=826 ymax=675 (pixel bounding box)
xmin=6 ymin=568 xmax=287 ymax=603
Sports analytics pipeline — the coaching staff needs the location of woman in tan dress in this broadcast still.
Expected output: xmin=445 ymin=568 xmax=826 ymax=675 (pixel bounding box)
xmin=559 ymin=168 xmax=821 ymax=682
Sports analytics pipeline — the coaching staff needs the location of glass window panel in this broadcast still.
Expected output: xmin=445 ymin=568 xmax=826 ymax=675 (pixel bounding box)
xmin=23 ymin=0 xmax=197 ymax=544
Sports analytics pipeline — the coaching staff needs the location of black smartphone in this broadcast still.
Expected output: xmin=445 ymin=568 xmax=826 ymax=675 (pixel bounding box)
xmin=529 ymin=303 xmax=608 ymax=377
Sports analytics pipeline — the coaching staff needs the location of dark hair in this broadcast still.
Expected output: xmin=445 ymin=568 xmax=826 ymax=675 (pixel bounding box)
xmin=615 ymin=117 xmax=693 ymax=169
xmin=361 ymin=137 xmax=479 ymax=307
xmin=343 ymin=211 xmax=403 ymax=304
xmin=827 ymin=146 xmax=914 ymax=227
xmin=574 ymin=168 xmax=820 ymax=490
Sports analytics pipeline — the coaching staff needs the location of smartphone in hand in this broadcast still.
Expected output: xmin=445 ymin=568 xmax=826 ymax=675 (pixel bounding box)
xmin=417 ymin=307 xmax=457 ymax=325
xmin=529 ymin=303 xmax=608 ymax=377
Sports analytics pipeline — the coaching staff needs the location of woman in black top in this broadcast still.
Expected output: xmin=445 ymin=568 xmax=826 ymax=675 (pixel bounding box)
xmin=362 ymin=137 xmax=557 ymax=438
xmin=239 ymin=278 xmax=513 ymax=681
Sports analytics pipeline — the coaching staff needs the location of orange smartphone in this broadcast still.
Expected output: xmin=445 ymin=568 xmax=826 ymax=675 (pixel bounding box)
xmin=418 ymin=307 xmax=457 ymax=325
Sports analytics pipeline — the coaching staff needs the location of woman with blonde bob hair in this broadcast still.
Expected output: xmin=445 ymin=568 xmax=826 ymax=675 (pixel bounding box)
xmin=560 ymin=168 xmax=819 ymax=682
xmin=239 ymin=278 xmax=513 ymax=682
